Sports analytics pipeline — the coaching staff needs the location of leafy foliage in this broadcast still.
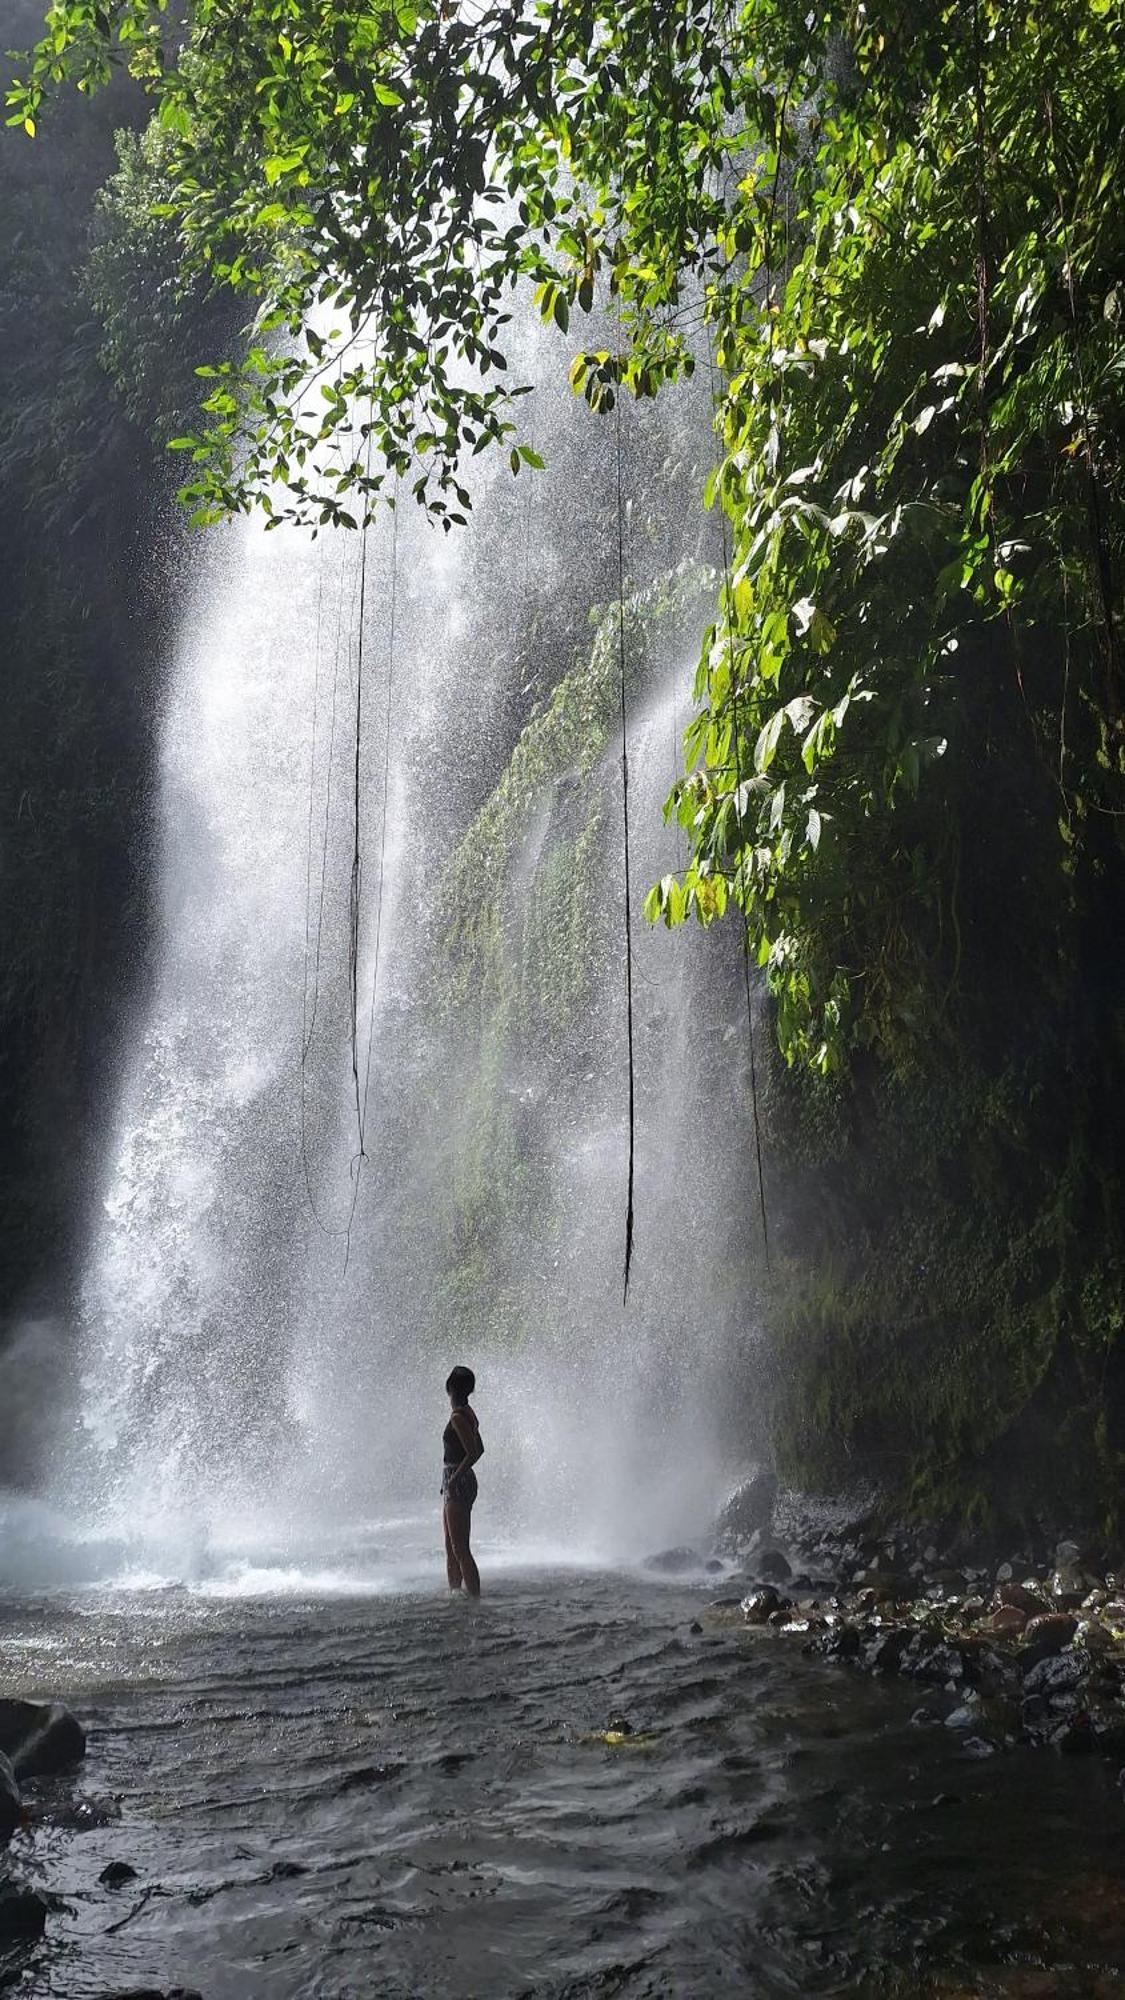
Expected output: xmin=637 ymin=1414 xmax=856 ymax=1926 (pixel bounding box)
xmin=13 ymin=0 xmax=1125 ymax=1076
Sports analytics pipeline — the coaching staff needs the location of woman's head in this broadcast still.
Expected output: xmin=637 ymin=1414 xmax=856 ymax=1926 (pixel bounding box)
xmin=446 ymin=1365 xmax=475 ymax=1406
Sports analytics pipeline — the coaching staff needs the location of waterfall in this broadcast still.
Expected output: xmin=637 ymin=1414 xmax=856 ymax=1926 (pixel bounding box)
xmin=37 ymin=341 xmax=766 ymax=1589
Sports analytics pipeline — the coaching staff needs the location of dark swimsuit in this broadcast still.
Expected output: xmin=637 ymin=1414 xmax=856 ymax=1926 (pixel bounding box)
xmin=442 ymin=1407 xmax=479 ymax=1507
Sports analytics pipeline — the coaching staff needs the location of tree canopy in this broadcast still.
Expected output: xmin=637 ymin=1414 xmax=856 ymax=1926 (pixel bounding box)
xmin=10 ymin=0 xmax=1125 ymax=1070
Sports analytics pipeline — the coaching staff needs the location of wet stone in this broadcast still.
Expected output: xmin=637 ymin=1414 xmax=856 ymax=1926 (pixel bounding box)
xmin=1020 ymin=1614 xmax=1079 ymax=1667
xmin=0 ymin=1700 xmax=86 ymax=1780
xmin=0 ymin=1873 xmax=49 ymax=1944
xmin=1021 ymin=1648 xmax=1091 ymax=1700
xmin=99 ymin=1862 xmax=138 ymax=1889
xmin=644 ymin=1547 xmax=700 ymax=1575
xmin=756 ymin=1550 xmax=793 ymax=1584
xmin=741 ymin=1588 xmax=785 ymax=1624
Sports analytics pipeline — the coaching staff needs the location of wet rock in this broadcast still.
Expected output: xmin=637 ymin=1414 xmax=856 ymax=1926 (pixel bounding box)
xmin=1047 ymin=1564 xmax=1097 ymax=1611
xmin=707 ymin=1595 xmax=744 ymax=1610
xmin=1055 ymin=1539 xmax=1082 ymax=1566
xmin=644 ymin=1547 xmax=700 ymax=1575
xmin=266 ymin=1860 xmax=307 ymax=1880
xmin=99 ymin=1862 xmax=138 ymax=1889
xmin=756 ymin=1550 xmax=793 ymax=1584
xmin=812 ymin=1621 xmax=860 ymax=1660
xmin=766 ymin=1608 xmax=795 ymax=1628
xmin=909 ymin=1642 xmax=966 ymax=1687
xmin=713 ymin=1471 xmax=777 ymax=1555
xmin=703 ymin=1559 xmax=723 ymax=1575
xmin=984 ymin=1605 xmax=1027 ymax=1638
xmin=996 ymin=1582 xmax=1046 ymax=1618
xmin=961 ymin=1735 xmax=997 ymax=1758
xmin=995 ymin=1561 xmax=1015 ymax=1584
xmin=1075 ymin=1618 xmax=1114 ymax=1655
xmin=0 ymin=1873 xmax=49 ymax=1943
xmin=1050 ymin=1714 xmax=1095 ymax=1753
xmin=864 ymin=1627 xmax=912 ymax=1673
xmin=0 ymin=1699 xmax=86 ymax=1779
xmin=1087 ymin=1706 xmax=1125 ymax=1759
xmin=1022 ymin=1648 xmax=1091 ymax=1700
xmin=0 ymin=1755 xmax=21 ymax=1844
xmin=1020 ymin=1613 xmax=1078 ymax=1666
xmin=741 ymin=1587 xmax=785 ymax=1624
xmin=688 ymin=1620 xmax=703 ymax=1635
xmin=605 ymin=1713 xmax=633 ymax=1737
xmin=945 ymin=1697 xmax=982 ymax=1730
xmin=910 ymin=1705 xmax=940 ymax=1726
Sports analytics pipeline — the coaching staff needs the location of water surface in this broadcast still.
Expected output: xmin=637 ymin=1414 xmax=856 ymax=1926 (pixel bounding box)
xmin=2 ymin=1565 xmax=1124 ymax=1997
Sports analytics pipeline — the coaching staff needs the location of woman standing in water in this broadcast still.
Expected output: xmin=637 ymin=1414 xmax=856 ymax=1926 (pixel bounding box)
xmin=442 ymin=1365 xmax=483 ymax=1597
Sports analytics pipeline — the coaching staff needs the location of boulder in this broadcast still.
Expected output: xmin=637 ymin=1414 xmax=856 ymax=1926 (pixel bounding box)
xmin=996 ymin=1582 xmax=1046 ymax=1618
xmin=713 ymin=1470 xmax=778 ymax=1555
xmin=0 ymin=1873 xmax=48 ymax=1944
xmin=643 ymin=1547 xmax=700 ymax=1575
xmin=909 ymin=1642 xmax=967 ymax=1687
xmin=99 ymin=1862 xmax=139 ymax=1889
xmin=1075 ymin=1618 xmax=1114 ymax=1655
xmin=741 ymin=1587 xmax=786 ymax=1624
xmin=0 ymin=1755 xmax=21 ymax=1845
xmin=864 ymin=1626 xmax=912 ymax=1673
xmin=984 ymin=1605 xmax=1028 ymax=1638
xmin=0 ymin=1700 xmax=86 ymax=1779
xmin=1022 ymin=1648 xmax=1091 ymax=1700
xmin=1047 ymin=1564 xmax=1098 ymax=1612
xmin=1020 ymin=1614 xmax=1078 ymax=1667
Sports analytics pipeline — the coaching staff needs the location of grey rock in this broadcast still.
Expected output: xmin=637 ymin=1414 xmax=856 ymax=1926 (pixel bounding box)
xmin=643 ymin=1547 xmax=700 ymax=1574
xmin=0 ymin=1699 xmax=86 ymax=1778
xmin=713 ymin=1470 xmax=778 ymax=1554
xmin=1022 ymin=1649 xmax=1091 ymax=1700
xmin=0 ymin=1873 xmax=49 ymax=1943
xmin=99 ymin=1862 xmax=138 ymax=1888
xmin=960 ymin=1735 xmax=997 ymax=1758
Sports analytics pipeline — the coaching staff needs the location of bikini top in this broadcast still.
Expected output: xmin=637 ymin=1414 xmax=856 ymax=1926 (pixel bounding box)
xmin=443 ymin=1406 xmax=481 ymax=1466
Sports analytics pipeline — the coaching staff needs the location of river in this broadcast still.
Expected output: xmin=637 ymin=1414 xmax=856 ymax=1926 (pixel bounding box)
xmin=3 ymin=1546 xmax=1124 ymax=1998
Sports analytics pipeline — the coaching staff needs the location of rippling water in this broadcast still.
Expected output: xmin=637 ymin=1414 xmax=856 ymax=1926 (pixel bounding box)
xmin=3 ymin=1552 xmax=1125 ymax=1998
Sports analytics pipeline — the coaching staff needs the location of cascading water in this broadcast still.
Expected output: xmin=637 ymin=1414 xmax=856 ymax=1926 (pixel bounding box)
xmin=38 ymin=336 xmax=766 ymax=1590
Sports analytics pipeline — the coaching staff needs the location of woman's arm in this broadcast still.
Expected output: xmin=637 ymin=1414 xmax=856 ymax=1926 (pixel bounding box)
xmin=450 ymin=1408 xmax=482 ymax=1468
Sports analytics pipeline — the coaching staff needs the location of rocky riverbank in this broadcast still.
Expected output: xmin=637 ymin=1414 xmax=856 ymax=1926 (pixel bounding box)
xmin=701 ymin=1478 xmax=1125 ymax=1775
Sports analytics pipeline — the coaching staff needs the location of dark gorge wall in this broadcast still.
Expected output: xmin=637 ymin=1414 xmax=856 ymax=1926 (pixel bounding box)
xmin=0 ymin=10 xmax=203 ymax=1481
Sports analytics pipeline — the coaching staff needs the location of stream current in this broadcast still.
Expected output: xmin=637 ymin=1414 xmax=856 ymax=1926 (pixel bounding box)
xmin=3 ymin=1548 xmax=1125 ymax=1998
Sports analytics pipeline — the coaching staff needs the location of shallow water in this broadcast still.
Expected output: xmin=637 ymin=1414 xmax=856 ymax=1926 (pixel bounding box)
xmin=2 ymin=1558 xmax=1125 ymax=1999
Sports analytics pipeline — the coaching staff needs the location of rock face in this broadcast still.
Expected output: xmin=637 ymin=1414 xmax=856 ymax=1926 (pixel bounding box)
xmin=0 ymin=1754 xmax=21 ymax=1844
xmin=0 ymin=1699 xmax=86 ymax=1779
xmin=713 ymin=1470 xmax=778 ymax=1555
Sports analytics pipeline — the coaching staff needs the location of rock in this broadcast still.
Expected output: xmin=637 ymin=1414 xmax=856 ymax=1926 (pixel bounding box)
xmin=0 ymin=1700 xmax=86 ymax=1779
xmin=644 ymin=1547 xmax=700 ymax=1574
xmin=0 ymin=1755 xmax=21 ymax=1845
xmin=961 ymin=1735 xmax=997 ymax=1758
xmin=1050 ymin=1714 xmax=1095 ymax=1753
xmin=1055 ymin=1539 xmax=1082 ymax=1566
xmin=1087 ymin=1706 xmax=1125 ymax=1759
xmin=864 ymin=1627 xmax=912 ymax=1673
xmin=995 ymin=1561 xmax=1014 ymax=1584
xmin=713 ymin=1470 xmax=778 ymax=1555
xmin=703 ymin=1559 xmax=723 ymax=1575
xmin=1075 ymin=1618 xmax=1114 ymax=1654
xmin=996 ymin=1583 xmax=1046 ymax=1618
xmin=1020 ymin=1613 xmax=1078 ymax=1666
xmin=741 ymin=1588 xmax=785 ymax=1624
xmin=909 ymin=1642 xmax=967 ymax=1687
xmin=945 ymin=1698 xmax=982 ymax=1731
xmin=767 ymin=1608 xmax=795 ymax=1628
xmin=707 ymin=1595 xmax=744 ymax=1610
xmin=984 ymin=1605 xmax=1027 ymax=1638
xmin=756 ymin=1549 xmax=793 ymax=1583
xmin=910 ymin=1705 xmax=940 ymax=1726
xmin=1048 ymin=1564 xmax=1097 ymax=1612
xmin=99 ymin=1861 xmax=138 ymax=1888
xmin=688 ymin=1620 xmax=703 ymax=1635
xmin=605 ymin=1712 xmax=633 ymax=1736
xmin=1022 ymin=1648 xmax=1091 ymax=1700
xmin=0 ymin=1873 xmax=49 ymax=1944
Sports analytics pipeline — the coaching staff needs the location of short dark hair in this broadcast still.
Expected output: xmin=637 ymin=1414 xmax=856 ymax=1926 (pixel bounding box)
xmin=446 ymin=1365 xmax=475 ymax=1403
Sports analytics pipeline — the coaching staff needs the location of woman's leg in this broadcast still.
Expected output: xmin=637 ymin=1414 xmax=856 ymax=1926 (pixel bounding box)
xmin=443 ymin=1504 xmax=463 ymax=1591
xmin=445 ymin=1498 xmax=480 ymax=1598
